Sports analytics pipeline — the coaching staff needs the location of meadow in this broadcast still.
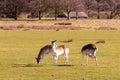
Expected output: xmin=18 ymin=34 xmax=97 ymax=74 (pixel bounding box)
xmin=0 ymin=29 xmax=120 ymax=80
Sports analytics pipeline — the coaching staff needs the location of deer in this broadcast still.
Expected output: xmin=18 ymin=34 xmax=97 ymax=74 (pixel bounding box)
xmin=81 ymin=44 xmax=99 ymax=66
xmin=51 ymin=40 xmax=69 ymax=65
xmin=35 ymin=45 xmax=52 ymax=64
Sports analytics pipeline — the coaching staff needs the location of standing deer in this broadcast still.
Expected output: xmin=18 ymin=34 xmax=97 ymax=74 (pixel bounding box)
xmin=51 ymin=40 xmax=69 ymax=65
xmin=81 ymin=44 xmax=99 ymax=66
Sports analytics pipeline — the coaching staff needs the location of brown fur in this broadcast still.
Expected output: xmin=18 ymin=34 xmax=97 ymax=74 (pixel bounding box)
xmin=36 ymin=45 xmax=52 ymax=64
xmin=81 ymin=44 xmax=99 ymax=66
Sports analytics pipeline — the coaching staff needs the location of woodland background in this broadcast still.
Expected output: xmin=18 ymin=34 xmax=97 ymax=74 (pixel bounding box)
xmin=0 ymin=0 xmax=120 ymax=20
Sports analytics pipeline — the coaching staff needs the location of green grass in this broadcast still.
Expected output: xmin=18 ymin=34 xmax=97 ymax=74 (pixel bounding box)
xmin=0 ymin=30 xmax=120 ymax=80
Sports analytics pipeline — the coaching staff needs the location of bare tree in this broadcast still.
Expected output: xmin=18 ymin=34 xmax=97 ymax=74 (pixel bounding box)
xmin=49 ymin=0 xmax=63 ymax=20
xmin=63 ymin=0 xmax=81 ymax=20
xmin=83 ymin=0 xmax=96 ymax=17
xmin=104 ymin=0 xmax=120 ymax=19
xmin=0 ymin=0 xmax=5 ymax=17
xmin=3 ymin=0 xmax=25 ymax=20
xmin=95 ymin=0 xmax=101 ymax=19
xmin=29 ymin=0 xmax=49 ymax=20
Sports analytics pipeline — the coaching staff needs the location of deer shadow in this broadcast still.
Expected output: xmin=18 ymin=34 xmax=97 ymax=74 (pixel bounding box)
xmin=13 ymin=64 xmax=74 ymax=67
xmin=13 ymin=63 xmax=43 ymax=67
xmin=57 ymin=64 xmax=74 ymax=67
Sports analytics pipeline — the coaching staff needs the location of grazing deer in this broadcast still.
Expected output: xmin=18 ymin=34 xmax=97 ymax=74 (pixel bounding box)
xmin=81 ymin=44 xmax=99 ymax=66
xmin=51 ymin=40 xmax=69 ymax=65
xmin=35 ymin=45 xmax=52 ymax=64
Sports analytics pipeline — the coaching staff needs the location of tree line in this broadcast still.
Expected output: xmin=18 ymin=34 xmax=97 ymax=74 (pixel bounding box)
xmin=0 ymin=0 xmax=120 ymax=20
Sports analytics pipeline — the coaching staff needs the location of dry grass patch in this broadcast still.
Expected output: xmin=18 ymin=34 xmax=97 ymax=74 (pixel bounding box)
xmin=94 ymin=27 xmax=117 ymax=30
xmin=0 ymin=19 xmax=119 ymax=30
xmin=54 ymin=22 xmax=72 ymax=25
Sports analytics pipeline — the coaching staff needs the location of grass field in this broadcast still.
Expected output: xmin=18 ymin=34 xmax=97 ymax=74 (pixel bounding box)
xmin=0 ymin=30 xmax=120 ymax=80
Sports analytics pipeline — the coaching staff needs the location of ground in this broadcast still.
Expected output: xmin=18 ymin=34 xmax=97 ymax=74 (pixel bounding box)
xmin=0 ymin=19 xmax=120 ymax=80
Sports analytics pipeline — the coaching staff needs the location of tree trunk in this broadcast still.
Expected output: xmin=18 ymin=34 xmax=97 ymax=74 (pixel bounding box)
xmin=67 ymin=12 xmax=70 ymax=20
xmin=76 ymin=11 xmax=78 ymax=20
xmin=55 ymin=8 xmax=57 ymax=20
xmin=97 ymin=2 xmax=100 ymax=19
xmin=14 ymin=6 xmax=17 ymax=20
xmin=38 ymin=11 xmax=42 ymax=20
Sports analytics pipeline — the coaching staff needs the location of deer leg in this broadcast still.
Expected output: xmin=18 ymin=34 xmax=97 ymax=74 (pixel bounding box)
xmin=86 ymin=55 xmax=88 ymax=65
xmin=39 ymin=58 xmax=41 ymax=64
xmin=81 ymin=54 xmax=84 ymax=65
xmin=53 ymin=55 xmax=58 ymax=65
xmin=64 ymin=54 xmax=68 ymax=65
xmin=40 ymin=55 xmax=44 ymax=64
xmin=95 ymin=57 xmax=99 ymax=66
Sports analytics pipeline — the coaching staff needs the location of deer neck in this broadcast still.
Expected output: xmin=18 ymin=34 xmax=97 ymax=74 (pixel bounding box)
xmin=52 ymin=43 xmax=57 ymax=52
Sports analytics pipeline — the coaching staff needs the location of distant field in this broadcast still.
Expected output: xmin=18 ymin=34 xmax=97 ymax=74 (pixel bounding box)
xmin=0 ymin=19 xmax=120 ymax=30
xmin=0 ymin=30 xmax=120 ymax=80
